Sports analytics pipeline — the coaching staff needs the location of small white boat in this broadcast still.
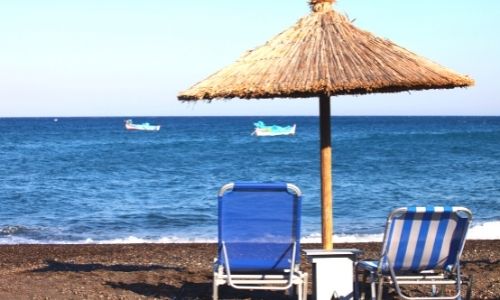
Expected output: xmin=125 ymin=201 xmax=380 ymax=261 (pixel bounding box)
xmin=125 ymin=119 xmax=160 ymax=131
xmin=252 ymin=121 xmax=296 ymax=136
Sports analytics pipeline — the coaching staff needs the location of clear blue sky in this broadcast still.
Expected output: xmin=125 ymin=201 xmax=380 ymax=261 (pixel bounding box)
xmin=1 ymin=0 xmax=498 ymax=117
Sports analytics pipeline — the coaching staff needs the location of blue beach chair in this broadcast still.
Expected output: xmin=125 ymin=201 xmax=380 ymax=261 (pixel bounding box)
xmin=357 ymin=206 xmax=472 ymax=300
xmin=213 ymin=182 xmax=308 ymax=300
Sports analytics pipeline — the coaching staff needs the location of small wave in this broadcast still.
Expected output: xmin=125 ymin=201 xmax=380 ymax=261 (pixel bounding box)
xmin=0 ymin=236 xmax=44 ymax=244
xmin=0 ymin=225 xmax=32 ymax=235
xmin=301 ymin=232 xmax=384 ymax=243
xmin=0 ymin=221 xmax=498 ymax=245
xmin=0 ymin=235 xmax=217 ymax=245
xmin=88 ymin=236 xmax=216 ymax=244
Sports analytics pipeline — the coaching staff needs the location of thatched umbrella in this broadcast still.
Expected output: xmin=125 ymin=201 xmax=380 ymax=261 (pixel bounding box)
xmin=178 ymin=0 xmax=474 ymax=250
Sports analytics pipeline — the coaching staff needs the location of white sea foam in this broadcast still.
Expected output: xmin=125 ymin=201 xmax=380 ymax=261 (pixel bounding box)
xmin=466 ymin=221 xmax=500 ymax=240
xmin=301 ymin=221 xmax=500 ymax=243
xmin=86 ymin=236 xmax=216 ymax=244
xmin=0 ymin=221 xmax=498 ymax=245
xmin=301 ymin=232 xmax=384 ymax=244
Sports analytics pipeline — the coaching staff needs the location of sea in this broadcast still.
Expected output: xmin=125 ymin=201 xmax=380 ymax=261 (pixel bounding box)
xmin=0 ymin=116 xmax=499 ymax=244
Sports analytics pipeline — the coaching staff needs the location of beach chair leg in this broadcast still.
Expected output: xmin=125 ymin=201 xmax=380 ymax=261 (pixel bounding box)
xmin=376 ymin=276 xmax=384 ymax=300
xmin=295 ymin=282 xmax=302 ymax=300
xmin=302 ymin=272 xmax=308 ymax=300
xmin=465 ymin=274 xmax=473 ymax=300
xmin=212 ymin=273 xmax=219 ymax=300
xmin=368 ymin=272 xmax=376 ymax=300
xmin=431 ymin=283 xmax=438 ymax=296
xmin=212 ymin=283 xmax=218 ymax=300
xmin=359 ymin=270 xmax=367 ymax=300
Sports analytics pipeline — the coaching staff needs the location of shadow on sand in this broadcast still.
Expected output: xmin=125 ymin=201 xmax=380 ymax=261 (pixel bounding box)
xmin=32 ymin=260 xmax=183 ymax=273
xmin=106 ymin=281 xmax=298 ymax=299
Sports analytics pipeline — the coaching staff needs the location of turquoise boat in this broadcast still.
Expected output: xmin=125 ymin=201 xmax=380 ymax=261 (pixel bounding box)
xmin=125 ymin=119 xmax=160 ymax=131
xmin=252 ymin=121 xmax=296 ymax=136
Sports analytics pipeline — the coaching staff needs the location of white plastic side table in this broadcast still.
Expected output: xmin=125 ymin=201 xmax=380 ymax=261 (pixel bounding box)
xmin=304 ymin=249 xmax=362 ymax=300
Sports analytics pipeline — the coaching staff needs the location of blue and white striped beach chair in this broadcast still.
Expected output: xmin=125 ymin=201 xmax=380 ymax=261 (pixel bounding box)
xmin=357 ymin=206 xmax=472 ymax=300
xmin=213 ymin=182 xmax=308 ymax=300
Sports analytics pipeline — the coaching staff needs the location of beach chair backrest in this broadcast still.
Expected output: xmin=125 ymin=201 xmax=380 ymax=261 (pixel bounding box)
xmin=218 ymin=182 xmax=302 ymax=272
xmin=381 ymin=206 xmax=472 ymax=272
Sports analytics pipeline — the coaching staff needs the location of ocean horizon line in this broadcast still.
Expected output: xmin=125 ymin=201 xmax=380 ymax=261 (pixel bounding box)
xmin=1 ymin=115 xmax=500 ymax=119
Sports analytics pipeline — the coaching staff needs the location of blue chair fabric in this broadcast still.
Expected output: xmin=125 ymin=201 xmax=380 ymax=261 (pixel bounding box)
xmin=213 ymin=182 xmax=307 ymax=300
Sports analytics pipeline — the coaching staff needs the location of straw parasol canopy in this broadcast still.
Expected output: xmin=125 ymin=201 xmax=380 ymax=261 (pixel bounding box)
xmin=177 ymin=0 xmax=474 ymax=249
xmin=178 ymin=0 xmax=473 ymax=100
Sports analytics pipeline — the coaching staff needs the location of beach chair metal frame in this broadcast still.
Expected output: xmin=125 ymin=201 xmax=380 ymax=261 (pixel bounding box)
xmin=213 ymin=182 xmax=308 ymax=300
xmin=357 ymin=206 xmax=472 ymax=300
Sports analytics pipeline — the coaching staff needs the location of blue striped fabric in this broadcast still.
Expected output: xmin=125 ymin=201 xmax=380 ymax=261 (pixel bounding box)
xmin=410 ymin=208 xmax=434 ymax=270
xmin=444 ymin=214 xmax=469 ymax=267
xmin=381 ymin=206 xmax=470 ymax=273
xmin=427 ymin=207 xmax=452 ymax=270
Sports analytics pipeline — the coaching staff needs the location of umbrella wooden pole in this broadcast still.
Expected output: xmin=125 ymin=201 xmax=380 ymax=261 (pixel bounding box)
xmin=319 ymin=94 xmax=333 ymax=250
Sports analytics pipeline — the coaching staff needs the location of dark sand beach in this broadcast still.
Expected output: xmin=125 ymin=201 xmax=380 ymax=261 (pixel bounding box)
xmin=0 ymin=240 xmax=498 ymax=299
